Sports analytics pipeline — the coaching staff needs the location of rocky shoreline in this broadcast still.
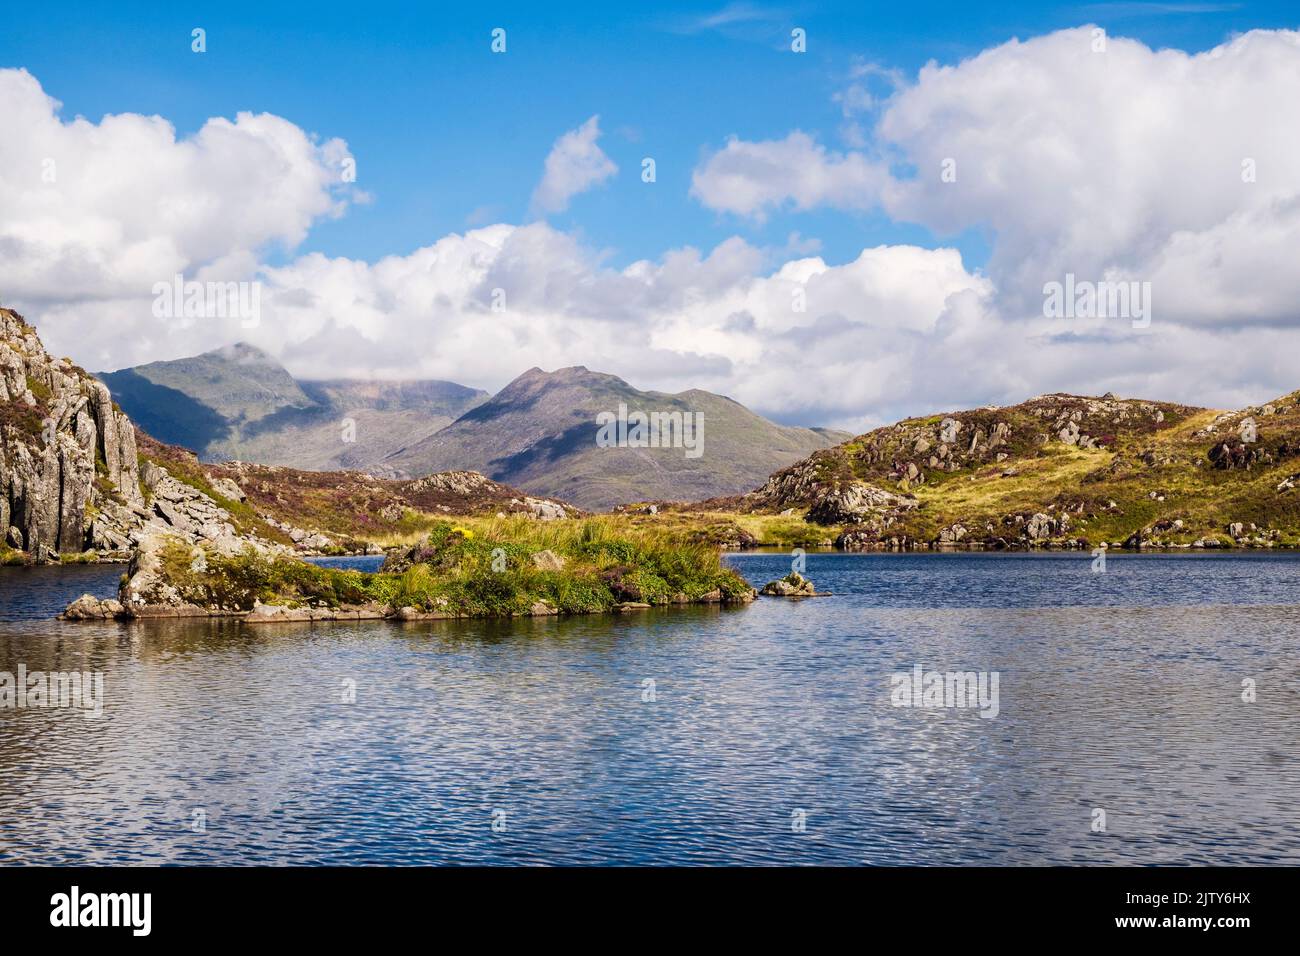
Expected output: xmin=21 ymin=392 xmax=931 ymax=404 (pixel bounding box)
xmin=63 ymin=589 xmax=751 ymax=623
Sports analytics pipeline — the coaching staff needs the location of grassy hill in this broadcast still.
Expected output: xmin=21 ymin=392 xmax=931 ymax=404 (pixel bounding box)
xmin=640 ymin=390 xmax=1300 ymax=551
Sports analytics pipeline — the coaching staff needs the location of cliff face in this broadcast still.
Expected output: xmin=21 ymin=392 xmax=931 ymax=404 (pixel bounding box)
xmin=1 ymin=308 xmax=143 ymax=559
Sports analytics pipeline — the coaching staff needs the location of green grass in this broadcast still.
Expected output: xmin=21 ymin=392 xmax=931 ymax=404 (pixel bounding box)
xmin=58 ymin=550 xmax=99 ymax=565
xmin=24 ymin=375 xmax=52 ymax=404
xmin=591 ymin=509 xmax=837 ymax=549
xmin=147 ymin=517 xmax=753 ymax=616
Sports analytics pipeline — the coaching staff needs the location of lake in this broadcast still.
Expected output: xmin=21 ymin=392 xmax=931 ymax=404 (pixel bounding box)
xmin=1 ymin=551 xmax=1298 ymax=864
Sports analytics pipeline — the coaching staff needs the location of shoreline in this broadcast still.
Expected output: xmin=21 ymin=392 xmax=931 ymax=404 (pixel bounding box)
xmin=60 ymin=590 xmax=755 ymax=623
xmin=14 ymin=539 xmax=1292 ymax=569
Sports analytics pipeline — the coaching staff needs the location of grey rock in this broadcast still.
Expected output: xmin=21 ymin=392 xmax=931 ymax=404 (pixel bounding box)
xmin=531 ymin=549 xmax=567 ymax=571
xmin=759 ymin=572 xmax=821 ymax=597
xmin=1 ymin=308 xmax=144 ymax=561
xmin=210 ymin=476 xmax=246 ymax=502
xmin=805 ymin=481 xmax=917 ymax=526
xmin=63 ymin=593 xmax=125 ymax=620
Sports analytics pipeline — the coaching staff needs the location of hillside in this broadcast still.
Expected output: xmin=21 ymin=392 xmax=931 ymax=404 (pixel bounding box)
xmin=138 ymin=431 xmax=575 ymax=552
xmin=668 ymin=391 xmax=1300 ymax=550
xmin=383 ymin=366 xmax=850 ymax=510
xmin=99 ymin=344 xmax=488 ymax=472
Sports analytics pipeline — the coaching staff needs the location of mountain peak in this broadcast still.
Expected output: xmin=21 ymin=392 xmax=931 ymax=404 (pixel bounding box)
xmin=97 ymin=343 xmax=489 ymax=473
xmin=211 ymin=341 xmax=280 ymax=365
xmin=514 ymin=364 xmax=593 ymax=381
xmin=498 ymin=365 xmax=627 ymax=397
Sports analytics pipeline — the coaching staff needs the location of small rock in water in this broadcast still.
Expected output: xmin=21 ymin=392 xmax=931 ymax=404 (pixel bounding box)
xmin=62 ymin=593 xmax=125 ymax=620
xmin=759 ymin=572 xmax=824 ymax=597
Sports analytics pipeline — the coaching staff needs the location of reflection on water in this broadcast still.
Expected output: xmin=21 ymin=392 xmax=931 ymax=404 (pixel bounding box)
xmin=1 ymin=552 xmax=1298 ymax=864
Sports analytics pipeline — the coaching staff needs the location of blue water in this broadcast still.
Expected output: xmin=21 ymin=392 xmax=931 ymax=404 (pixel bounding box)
xmin=1 ymin=551 xmax=1298 ymax=864
xmin=303 ymin=554 xmax=386 ymax=574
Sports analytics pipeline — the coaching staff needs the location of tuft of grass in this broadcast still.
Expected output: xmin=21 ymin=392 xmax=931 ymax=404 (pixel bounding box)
xmin=59 ymin=550 xmax=99 ymax=565
xmin=1 ymin=547 xmax=31 ymax=567
xmin=24 ymin=375 xmax=52 ymax=404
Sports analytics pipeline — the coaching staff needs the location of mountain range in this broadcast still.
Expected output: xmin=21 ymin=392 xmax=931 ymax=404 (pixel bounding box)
xmin=97 ymin=344 xmax=488 ymax=474
xmin=0 ymin=306 xmax=575 ymax=563
xmin=100 ymin=345 xmax=849 ymax=510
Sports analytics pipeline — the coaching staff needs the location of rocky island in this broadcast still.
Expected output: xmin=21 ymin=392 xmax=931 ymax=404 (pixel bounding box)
xmin=63 ymin=517 xmax=755 ymax=621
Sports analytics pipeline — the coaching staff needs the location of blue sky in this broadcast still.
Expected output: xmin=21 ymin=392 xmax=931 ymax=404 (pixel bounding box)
xmin=4 ymin=0 xmax=1293 ymax=274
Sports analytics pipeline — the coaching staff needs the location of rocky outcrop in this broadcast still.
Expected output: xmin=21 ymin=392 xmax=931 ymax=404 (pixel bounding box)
xmin=836 ymin=531 xmax=917 ymax=552
xmin=62 ymin=593 xmax=126 ymax=620
xmin=805 ymin=481 xmax=918 ymax=526
xmin=743 ymin=453 xmax=918 ymax=529
xmin=1 ymin=308 xmax=143 ymax=560
xmin=1200 ymin=408 xmax=1300 ymax=472
xmin=398 ymin=470 xmax=571 ymax=520
xmin=530 ymin=549 xmax=566 ymax=570
xmin=1209 ymin=439 xmax=1274 ymax=470
xmin=515 ymin=496 xmax=567 ymax=520
xmin=86 ymin=460 xmax=283 ymax=559
xmin=118 ymin=532 xmax=213 ymax=615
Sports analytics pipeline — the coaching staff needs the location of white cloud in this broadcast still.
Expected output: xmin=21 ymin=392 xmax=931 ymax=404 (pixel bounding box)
xmin=876 ymin=27 xmax=1300 ymax=323
xmin=243 ymin=224 xmax=993 ymax=432
xmin=0 ymin=69 xmax=357 ymax=301
xmin=690 ymin=131 xmax=887 ymax=219
xmin=530 ymin=115 xmax=618 ymax=215
xmin=0 ymin=67 xmax=358 ymax=365
xmin=667 ymin=3 xmax=792 ymax=40
xmin=693 ymin=27 xmax=1300 ymax=331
